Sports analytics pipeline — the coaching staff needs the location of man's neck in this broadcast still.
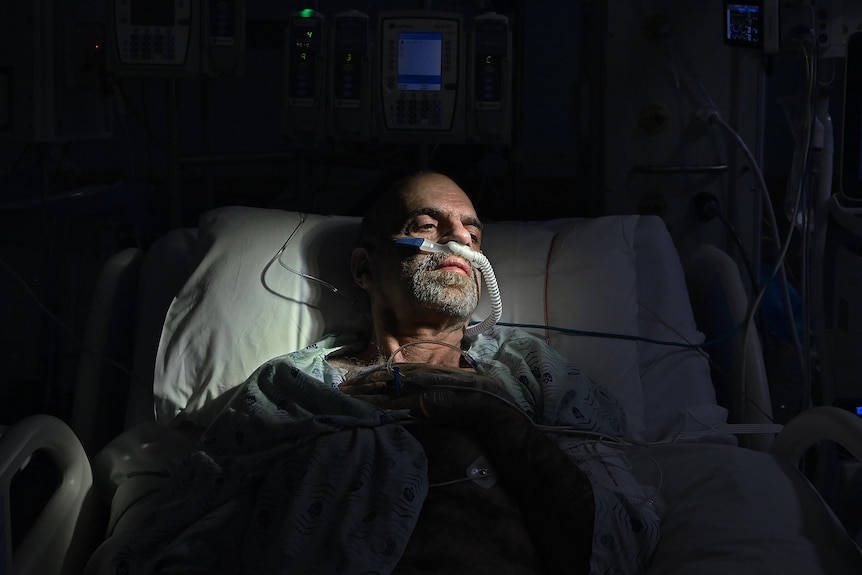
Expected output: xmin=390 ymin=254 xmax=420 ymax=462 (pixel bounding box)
xmin=373 ymin=328 xmax=467 ymax=368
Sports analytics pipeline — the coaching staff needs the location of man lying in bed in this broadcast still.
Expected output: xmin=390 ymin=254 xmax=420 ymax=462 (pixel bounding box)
xmin=106 ymin=172 xmax=660 ymax=575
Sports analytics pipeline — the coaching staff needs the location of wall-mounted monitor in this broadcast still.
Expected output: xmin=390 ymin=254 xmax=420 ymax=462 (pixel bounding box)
xmin=723 ymin=1 xmax=764 ymax=49
xmin=109 ymin=0 xmax=201 ymax=76
xmin=108 ymin=0 xmax=245 ymax=78
xmin=376 ymin=11 xmax=465 ymax=142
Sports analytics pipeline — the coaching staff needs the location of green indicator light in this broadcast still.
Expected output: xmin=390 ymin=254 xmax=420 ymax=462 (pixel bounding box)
xmin=300 ymin=9 xmax=314 ymax=18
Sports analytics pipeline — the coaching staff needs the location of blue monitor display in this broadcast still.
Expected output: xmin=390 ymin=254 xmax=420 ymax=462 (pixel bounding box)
xmin=397 ymin=32 xmax=442 ymax=91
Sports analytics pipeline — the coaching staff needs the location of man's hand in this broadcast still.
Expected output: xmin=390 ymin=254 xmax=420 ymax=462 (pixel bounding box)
xmin=339 ymin=364 xmax=515 ymax=420
xmin=339 ymin=365 xmax=422 ymax=411
xmin=343 ymin=363 xmax=593 ymax=573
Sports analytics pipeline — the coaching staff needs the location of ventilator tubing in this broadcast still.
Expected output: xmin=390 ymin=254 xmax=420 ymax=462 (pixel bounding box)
xmin=393 ymin=238 xmax=502 ymax=336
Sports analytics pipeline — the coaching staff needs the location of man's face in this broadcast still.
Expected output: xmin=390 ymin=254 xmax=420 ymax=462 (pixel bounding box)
xmin=378 ymin=174 xmax=483 ymax=323
xmin=400 ymin=249 xmax=479 ymax=321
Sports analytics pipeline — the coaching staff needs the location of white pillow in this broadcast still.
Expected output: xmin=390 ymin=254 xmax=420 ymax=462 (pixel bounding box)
xmin=473 ymin=217 xmax=644 ymax=439
xmin=154 ymin=207 xmax=369 ymax=425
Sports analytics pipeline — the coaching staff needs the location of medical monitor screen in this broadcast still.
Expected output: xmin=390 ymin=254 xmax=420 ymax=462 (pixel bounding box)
xmin=724 ymin=1 xmax=763 ymax=48
xmin=130 ymin=0 xmax=175 ymax=27
xmin=397 ymin=32 xmax=442 ymax=91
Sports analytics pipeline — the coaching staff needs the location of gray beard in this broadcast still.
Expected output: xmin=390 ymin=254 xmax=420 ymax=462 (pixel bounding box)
xmin=404 ymin=253 xmax=479 ymax=320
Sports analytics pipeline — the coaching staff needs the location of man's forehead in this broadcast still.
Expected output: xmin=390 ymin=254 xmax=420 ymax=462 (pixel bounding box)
xmin=401 ymin=179 xmax=479 ymax=218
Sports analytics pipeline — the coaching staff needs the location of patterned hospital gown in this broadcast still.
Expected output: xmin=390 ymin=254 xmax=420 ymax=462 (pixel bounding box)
xmin=110 ymin=326 xmax=660 ymax=574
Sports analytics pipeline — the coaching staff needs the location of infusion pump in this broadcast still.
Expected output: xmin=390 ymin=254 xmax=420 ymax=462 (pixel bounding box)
xmin=376 ymin=11 xmax=466 ymax=143
xmin=109 ymin=0 xmax=245 ymax=77
xmin=371 ymin=11 xmax=511 ymax=144
xmin=280 ymin=10 xmax=512 ymax=144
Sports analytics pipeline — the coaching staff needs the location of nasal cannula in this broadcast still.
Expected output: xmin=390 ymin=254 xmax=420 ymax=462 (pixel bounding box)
xmin=394 ymin=237 xmax=502 ymax=337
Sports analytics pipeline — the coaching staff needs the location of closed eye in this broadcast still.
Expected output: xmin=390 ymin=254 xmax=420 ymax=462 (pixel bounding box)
xmin=405 ymin=219 xmax=438 ymax=235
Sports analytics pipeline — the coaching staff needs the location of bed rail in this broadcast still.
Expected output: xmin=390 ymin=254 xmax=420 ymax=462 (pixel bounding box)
xmin=771 ymin=406 xmax=862 ymax=464
xmin=0 ymin=414 xmax=101 ymax=575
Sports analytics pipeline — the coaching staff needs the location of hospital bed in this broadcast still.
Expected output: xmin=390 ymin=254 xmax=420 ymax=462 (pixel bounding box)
xmin=3 ymin=205 xmax=862 ymax=574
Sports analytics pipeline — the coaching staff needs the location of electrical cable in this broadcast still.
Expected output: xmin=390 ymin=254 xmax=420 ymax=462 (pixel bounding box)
xmin=271 ymin=213 xmax=355 ymax=304
xmin=659 ymin=19 xmax=821 ymax=423
xmin=793 ymin=27 xmax=819 ymax=414
xmin=655 ymin=9 xmax=815 ymax=419
xmin=710 ymin=112 xmax=808 ymax=420
xmin=493 ymin=319 xmax=743 ymax=350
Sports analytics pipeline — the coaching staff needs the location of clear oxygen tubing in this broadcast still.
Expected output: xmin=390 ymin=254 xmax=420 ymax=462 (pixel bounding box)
xmin=393 ymin=237 xmax=502 ymax=337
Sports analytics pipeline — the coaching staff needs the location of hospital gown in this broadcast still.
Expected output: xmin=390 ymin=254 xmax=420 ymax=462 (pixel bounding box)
xmin=109 ymin=325 xmax=661 ymax=574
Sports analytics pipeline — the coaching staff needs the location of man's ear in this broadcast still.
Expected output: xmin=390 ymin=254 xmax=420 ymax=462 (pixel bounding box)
xmin=351 ymin=246 xmax=373 ymax=289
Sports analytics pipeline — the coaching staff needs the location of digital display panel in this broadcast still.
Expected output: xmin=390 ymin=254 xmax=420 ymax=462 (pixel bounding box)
xmin=724 ymin=1 xmax=763 ymax=48
xmin=397 ymin=32 xmax=442 ymax=91
xmin=130 ymin=0 xmax=176 ymax=27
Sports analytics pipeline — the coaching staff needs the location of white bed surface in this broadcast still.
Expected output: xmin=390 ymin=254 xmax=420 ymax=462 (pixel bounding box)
xmin=645 ymin=442 xmax=862 ymax=574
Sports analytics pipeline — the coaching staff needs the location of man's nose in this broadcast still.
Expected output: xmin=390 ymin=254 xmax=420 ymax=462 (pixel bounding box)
xmin=441 ymin=222 xmax=473 ymax=246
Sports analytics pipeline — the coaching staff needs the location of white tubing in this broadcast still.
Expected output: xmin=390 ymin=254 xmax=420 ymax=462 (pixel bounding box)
xmin=392 ymin=238 xmax=503 ymax=336
xmin=444 ymin=242 xmax=502 ymax=336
